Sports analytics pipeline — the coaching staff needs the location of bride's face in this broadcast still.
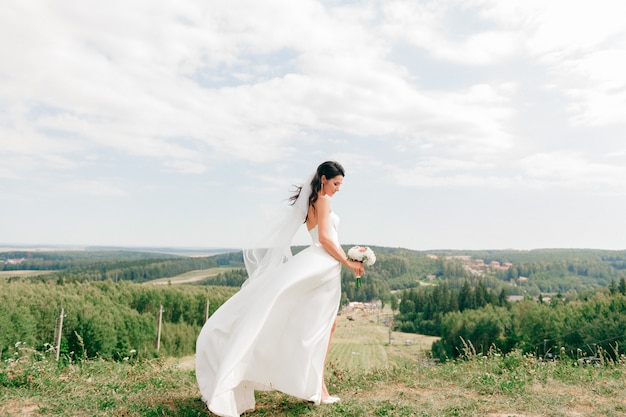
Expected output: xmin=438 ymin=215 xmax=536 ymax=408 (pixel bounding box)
xmin=322 ymin=175 xmax=343 ymax=197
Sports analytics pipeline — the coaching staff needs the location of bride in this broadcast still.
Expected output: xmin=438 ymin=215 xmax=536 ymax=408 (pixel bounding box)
xmin=195 ymin=161 xmax=364 ymax=417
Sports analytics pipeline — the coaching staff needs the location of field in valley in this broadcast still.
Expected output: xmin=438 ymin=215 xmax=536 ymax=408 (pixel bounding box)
xmin=0 ymin=270 xmax=55 ymax=278
xmin=329 ymin=307 xmax=438 ymax=370
xmin=144 ymin=267 xmax=237 ymax=285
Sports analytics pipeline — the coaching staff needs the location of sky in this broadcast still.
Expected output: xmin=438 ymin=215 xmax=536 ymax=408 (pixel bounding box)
xmin=2 ymin=0 xmax=626 ymax=252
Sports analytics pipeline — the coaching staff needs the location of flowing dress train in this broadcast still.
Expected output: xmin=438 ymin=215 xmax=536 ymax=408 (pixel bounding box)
xmin=195 ymin=212 xmax=342 ymax=417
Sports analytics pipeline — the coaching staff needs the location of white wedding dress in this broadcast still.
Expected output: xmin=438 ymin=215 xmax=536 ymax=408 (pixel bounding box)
xmin=195 ymin=212 xmax=342 ymax=417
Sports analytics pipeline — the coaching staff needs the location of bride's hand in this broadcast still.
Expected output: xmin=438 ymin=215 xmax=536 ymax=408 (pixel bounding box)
xmin=347 ymin=260 xmax=364 ymax=276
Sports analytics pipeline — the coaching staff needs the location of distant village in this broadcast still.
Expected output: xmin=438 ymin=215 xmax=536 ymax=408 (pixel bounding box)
xmin=2 ymin=257 xmax=26 ymax=265
xmin=426 ymin=254 xmax=542 ymax=303
xmin=426 ymin=254 xmax=517 ymax=277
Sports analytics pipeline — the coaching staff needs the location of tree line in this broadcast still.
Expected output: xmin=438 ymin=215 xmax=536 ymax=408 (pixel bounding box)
xmin=50 ymin=257 xmax=220 ymax=283
xmin=1 ymin=250 xmax=172 ymax=271
xmin=389 ymin=250 xmax=626 ymax=362
xmin=394 ymin=281 xmax=508 ymax=336
xmin=1 ymin=252 xmax=227 ymax=284
xmin=4 ymin=248 xmax=626 ymax=364
xmin=431 ymin=291 xmax=626 ymax=362
xmin=0 ymin=280 xmax=236 ymax=362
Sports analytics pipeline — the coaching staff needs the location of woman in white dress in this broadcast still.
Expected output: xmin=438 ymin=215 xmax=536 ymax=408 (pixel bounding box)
xmin=195 ymin=161 xmax=364 ymax=417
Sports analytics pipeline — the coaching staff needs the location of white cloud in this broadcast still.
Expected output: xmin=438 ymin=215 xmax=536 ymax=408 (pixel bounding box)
xmin=2 ymin=0 xmax=626 ymax=249
xmin=387 ymin=150 xmax=626 ymax=192
xmin=519 ymin=151 xmax=626 ymax=190
xmin=475 ymin=0 xmax=626 ymax=128
xmin=381 ymin=0 xmax=522 ymax=65
xmin=0 ymin=156 xmax=38 ymax=179
xmin=387 ymin=156 xmax=514 ymax=188
xmin=1 ymin=0 xmax=525 ymax=173
xmin=377 ymin=0 xmax=626 ymax=130
xmin=2 ymin=1 xmax=513 ymax=200
xmin=67 ymin=179 xmax=128 ymax=197
xmin=557 ymin=48 xmax=626 ymax=126
xmin=605 ymin=149 xmax=626 ymax=158
xmin=163 ymin=159 xmax=207 ymax=174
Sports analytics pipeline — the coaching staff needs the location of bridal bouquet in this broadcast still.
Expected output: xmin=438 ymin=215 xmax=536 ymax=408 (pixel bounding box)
xmin=347 ymin=246 xmax=376 ymax=288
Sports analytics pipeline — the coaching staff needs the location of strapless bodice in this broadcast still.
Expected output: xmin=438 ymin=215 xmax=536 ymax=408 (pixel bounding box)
xmin=308 ymin=212 xmax=340 ymax=245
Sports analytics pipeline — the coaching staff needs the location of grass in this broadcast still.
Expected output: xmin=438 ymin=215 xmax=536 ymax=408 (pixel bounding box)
xmin=3 ymin=310 xmax=626 ymax=417
xmin=0 ymin=270 xmax=56 ymax=279
xmin=329 ymin=309 xmax=437 ymax=370
xmin=143 ymin=267 xmax=237 ymax=285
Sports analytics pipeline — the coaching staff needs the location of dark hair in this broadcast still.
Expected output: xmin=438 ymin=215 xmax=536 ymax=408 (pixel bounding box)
xmin=289 ymin=161 xmax=345 ymax=220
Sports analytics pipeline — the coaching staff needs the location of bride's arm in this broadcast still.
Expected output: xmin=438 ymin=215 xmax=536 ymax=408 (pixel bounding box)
xmin=316 ymin=196 xmax=364 ymax=276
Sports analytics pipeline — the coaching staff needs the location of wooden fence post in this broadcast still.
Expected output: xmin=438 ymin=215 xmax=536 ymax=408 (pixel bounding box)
xmin=156 ymin=304 xmax=163 ymax=351
xmin=54 ymin=307 xmax=64 ymax=362
xmin=205 ymin=299 xmax=210 ymax=322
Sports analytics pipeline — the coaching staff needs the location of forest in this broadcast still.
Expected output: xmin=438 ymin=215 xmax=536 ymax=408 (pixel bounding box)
xmin=0 ymin=279 xmax=237 ymax=361
xmin=431 ymin=292 xmax=626 ymax=362
xmin=2 ymin=247 xmax=626 ymax=364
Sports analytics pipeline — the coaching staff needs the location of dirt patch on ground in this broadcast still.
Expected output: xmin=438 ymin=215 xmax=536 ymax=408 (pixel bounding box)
xmin=0 ymin=400 xmax=40 ymax=416
xmin=175 ymin=355 xmax=196 ymax=371
xmin=487 ymin=414 xmax=531 ymax=417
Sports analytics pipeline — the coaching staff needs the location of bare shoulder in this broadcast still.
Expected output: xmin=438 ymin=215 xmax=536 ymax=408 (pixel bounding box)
xmin=317 ymin=195 xmax=332 ymax=210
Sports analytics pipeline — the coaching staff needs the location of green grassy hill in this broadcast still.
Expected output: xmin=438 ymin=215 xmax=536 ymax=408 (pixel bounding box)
xmin=2 ymin=306 xmax=625 ymax=417
xmin=3 ymin=248 xmax=626 ymax=416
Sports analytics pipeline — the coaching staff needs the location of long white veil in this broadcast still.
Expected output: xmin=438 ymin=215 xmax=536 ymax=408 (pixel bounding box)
xmin=242 ymin=174 xmax=313 ymax=286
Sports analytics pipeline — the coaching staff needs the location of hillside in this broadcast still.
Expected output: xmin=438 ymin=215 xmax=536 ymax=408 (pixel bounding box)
xmin=4 ymin=247 xmax=626 ymax=295
xmin=3 ymin=247 xmax=626 ymax=364
xmin=3 ymin=247 xmax=626 ymax=415
xmin=2 ymin=306 xmax=625 ymax=416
